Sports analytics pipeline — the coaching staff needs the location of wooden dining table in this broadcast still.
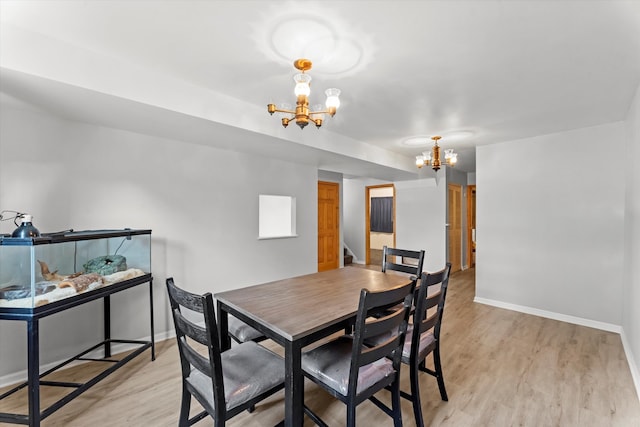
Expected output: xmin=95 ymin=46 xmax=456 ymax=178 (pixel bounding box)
xmin=215 ymin=267 xmax=412 ymax=427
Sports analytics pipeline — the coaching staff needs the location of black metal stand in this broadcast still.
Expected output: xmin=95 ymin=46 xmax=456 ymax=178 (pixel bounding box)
xmin=0 ymin=276 xmax=155 ymax=426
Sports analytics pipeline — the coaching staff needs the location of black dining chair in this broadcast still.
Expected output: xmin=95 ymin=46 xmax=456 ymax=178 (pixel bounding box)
xmin=381 ymin=246 xmax=425 ymax=280
xmin=165 ymin=277 xmax=285 ymax=426
xmin=367 ymin=264 xmax=452 ymax=427
xmin=403 ymin=264 xmax=452 ymax=426
xmin=300 ymin=280 xmax=416 ymax=426
xmin=375 ymin=246 xmax=424 ymax=319
xmin=227 ymin=315 xmax=266 ymax=344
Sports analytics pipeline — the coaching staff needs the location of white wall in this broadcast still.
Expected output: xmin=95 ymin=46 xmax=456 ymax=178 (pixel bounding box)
xmin=395 ymin=179 xmax=447 ymax=272
xmin=623 ymin=82 xmax=640 ymax=396
xmin=0 ymin=105 xmax=318 ymax=381
xmin=467 ymin=172 xmax=476 ymax=186
xmin=476 ymin=122 xmax=626 ymax=328
xmin=343 ymin=177 xmax=447 ymax=272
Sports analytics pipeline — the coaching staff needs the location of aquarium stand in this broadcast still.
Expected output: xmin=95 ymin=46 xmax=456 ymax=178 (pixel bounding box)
xmin=0 ymin=276 xmax=155 ymax=426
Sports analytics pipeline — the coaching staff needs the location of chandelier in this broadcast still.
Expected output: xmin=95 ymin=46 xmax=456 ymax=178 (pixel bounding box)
xmin=267 ymin=59 xmax=341 ymax=129
xmin=415 ymin=136 xmax=458 ymax=171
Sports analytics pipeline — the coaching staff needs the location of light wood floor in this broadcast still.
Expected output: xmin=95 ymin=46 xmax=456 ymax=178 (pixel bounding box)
xmin=2 ymin=267 xmax=639 ymax=426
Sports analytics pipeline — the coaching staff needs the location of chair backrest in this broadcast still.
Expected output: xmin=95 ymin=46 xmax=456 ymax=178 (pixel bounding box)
xmin=381 ymin=246 xmax=425 ymax=279
xmin=348 ymin=280 xmax=416 ymax=398
xmin=166 ymin=278 xmax=226 ymax=416
xmin=412 ymin=264 xmax=452 ymax=352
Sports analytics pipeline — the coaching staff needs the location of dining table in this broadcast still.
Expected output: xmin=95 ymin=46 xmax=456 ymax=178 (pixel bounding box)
xmin=214 ymin=267 xmax=412 ymax=427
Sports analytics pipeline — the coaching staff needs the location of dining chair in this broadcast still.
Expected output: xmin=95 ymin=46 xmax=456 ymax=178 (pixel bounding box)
xmin=376 ymin=246 xmax=424 ymax=320
xmin=367 ymin=264 xmax=452 ymax=427
xmin=227 ymin=315 xmax=266 ymax=344
xmin=381 ymin=246 xmax=425 ymax=280
xmin=301 ymin=280 xmax=416 ymax=427
xmin=165 ymin=278 xmax=285 ymax=426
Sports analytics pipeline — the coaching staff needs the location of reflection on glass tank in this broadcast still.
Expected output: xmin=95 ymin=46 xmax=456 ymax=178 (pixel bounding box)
xmin=0 ymin=229 xmax=151 ymax=309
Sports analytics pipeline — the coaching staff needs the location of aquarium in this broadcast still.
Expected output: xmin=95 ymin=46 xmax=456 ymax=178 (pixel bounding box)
xmin=0 ymin=229 xmax=151 ymax=310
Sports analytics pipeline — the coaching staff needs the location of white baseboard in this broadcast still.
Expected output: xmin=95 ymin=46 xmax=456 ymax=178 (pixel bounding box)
xmin=473 ymin=296 xmax=622 ymax=333
xmin=474 ymin=296 xmax=639 ymax=403
xmin=620 ymin=330 xmax=640 ymax=404
xmin=0 ymin=330 xmax=174 ymax=388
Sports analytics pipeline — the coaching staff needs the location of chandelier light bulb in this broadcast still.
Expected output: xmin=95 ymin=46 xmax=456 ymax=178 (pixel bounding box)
xmin=293 ymin=73 xmax=311 ymax=96
xmin=325 ymin=88 xmax=341 ymax=109
xmin=416 ymin=155 xmax=424 ymax=168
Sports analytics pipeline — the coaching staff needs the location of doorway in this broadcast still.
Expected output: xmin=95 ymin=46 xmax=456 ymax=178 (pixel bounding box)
xmin=318 ymin=181 xmax=340 ymax=272
xmin=448 ymin=183 xmax=462 ymax=273
xmin=365 ymin=184 xmax=395 ymax=266
xmin=467 ymin=185 xmax=476 ymax=268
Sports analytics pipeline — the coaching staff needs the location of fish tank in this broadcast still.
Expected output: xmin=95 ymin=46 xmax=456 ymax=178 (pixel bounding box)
xmin=0 ymin=229 xmax=151 ymax=311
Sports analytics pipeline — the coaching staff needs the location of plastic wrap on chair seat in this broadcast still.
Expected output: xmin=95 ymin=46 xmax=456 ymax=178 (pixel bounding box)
xmin=228 ymin=315 xmax=265 ymax=342
xmin=186 ymin=341 xmax=285 ymax=410
xmin=401 ymin=325 xmax=435 ymax=363
xmin=302 ymin=336 xmax=395 ymax=396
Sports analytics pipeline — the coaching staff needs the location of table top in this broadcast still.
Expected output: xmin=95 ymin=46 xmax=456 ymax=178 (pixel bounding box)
xmin=215 ymin=267 xmax=412 ymax=342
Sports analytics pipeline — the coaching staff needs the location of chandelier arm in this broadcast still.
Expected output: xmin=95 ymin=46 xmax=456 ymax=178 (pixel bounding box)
xmin=270 ymin=107 xmax=296 ymax=115
xmin=308 ymin=109 xmax=332 ymax=115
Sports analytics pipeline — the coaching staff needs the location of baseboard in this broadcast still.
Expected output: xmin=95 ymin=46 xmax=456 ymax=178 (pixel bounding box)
xmin=473 ymin=297 xmax=622 ymax=333
xmin=0 ymin=330 xmax=174 ymax=388
xmin=620 ymin=330 xmax=640 ymax=404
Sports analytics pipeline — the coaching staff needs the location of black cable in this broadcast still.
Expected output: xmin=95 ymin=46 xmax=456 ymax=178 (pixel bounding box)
xmin=113 ymin=237 xmax=127 ymax=255
xmin=0 ymin=210 xmax=24 ymax=227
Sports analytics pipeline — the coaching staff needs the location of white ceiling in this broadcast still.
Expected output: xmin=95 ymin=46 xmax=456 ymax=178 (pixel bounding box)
xmin=1 ymin=0 xmax=639 ymax=180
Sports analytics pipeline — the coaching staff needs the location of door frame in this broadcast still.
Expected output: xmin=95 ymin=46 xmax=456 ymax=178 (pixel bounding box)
xmin=365 ymin=184 xmax=396 ymax=265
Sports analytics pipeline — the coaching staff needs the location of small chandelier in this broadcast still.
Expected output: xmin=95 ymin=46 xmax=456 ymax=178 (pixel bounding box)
xmin=267 ymin=59 xmax=341 ymax=129
xmin=415 ymin=136 xmax=458 ymax=171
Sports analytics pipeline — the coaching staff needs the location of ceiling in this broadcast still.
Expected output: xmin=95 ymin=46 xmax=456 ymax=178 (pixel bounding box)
xmin=1 ymin=1 xmax=639 ymax=180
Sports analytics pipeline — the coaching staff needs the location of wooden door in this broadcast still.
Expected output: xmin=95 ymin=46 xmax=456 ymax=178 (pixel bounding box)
xmin=318 ymin=181 xmax=339 ymax=272
xmin=448 ymin=184 xmax=462 ymax=273
xmin=467 ymin=185 xmax=476 ymax=268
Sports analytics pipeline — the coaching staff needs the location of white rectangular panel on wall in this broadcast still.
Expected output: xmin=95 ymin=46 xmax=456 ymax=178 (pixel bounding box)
xmin=259 ymin=195 xmax=297 ymax=239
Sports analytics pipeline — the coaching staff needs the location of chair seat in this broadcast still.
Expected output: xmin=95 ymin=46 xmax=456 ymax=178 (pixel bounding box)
xmin=302 ymin=335 xmax=395 ymax=396
xmin=402 ymin=325 xmax=435 ymax=363
xmin=228 ymin=315 xmax=265 ymax=342
xmin=186 ymin=341 xmax=285 ymax=410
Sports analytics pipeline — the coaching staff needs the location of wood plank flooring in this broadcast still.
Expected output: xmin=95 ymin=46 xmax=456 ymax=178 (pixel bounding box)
xmin=1 ymin=267 xmax=639 ymax=426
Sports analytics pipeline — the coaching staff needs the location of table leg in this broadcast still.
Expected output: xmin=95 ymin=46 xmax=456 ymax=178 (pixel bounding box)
xmin=104 ymin=295 xmax=111 ymax=358
xmin=27 ymin=319 xmax=40 ymax=427
xmin=149 ymin=279 xmax=155 ymax=360
xmin=284 ymin=340 xmax=304 ymax=427
xmin=216 ymin=301 xmax=231 ymax=351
